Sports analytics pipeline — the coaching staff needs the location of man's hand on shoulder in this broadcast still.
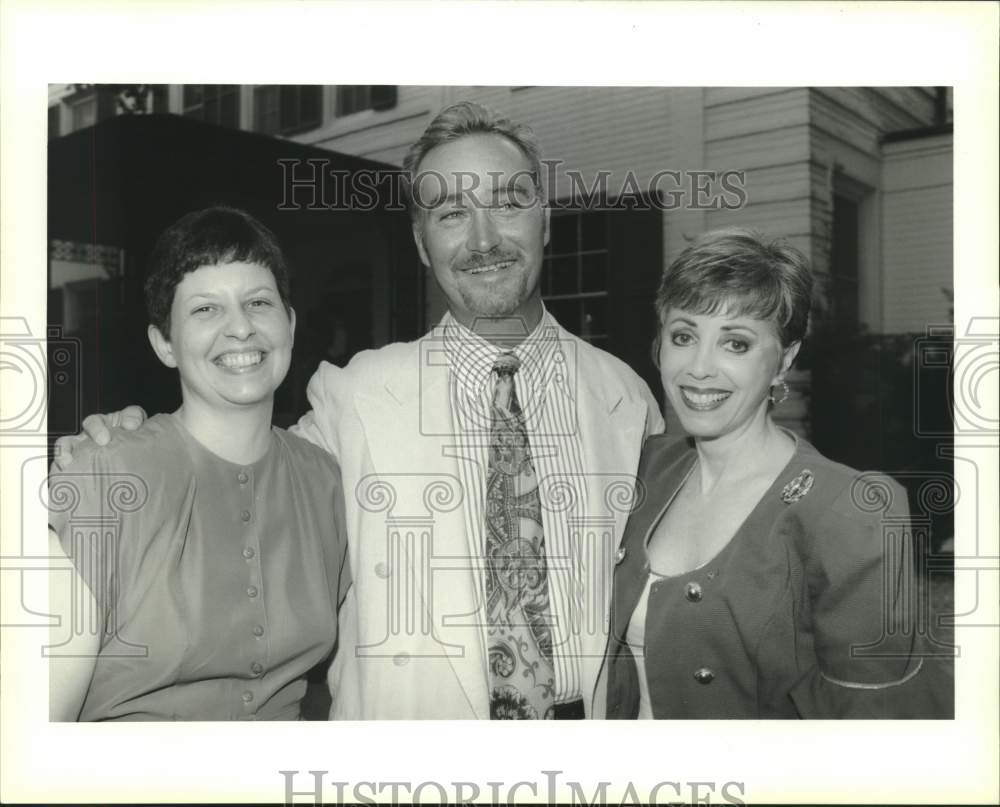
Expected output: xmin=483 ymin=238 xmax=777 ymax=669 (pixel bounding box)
xmin=52 ymin=406 xmax=147 ymax=470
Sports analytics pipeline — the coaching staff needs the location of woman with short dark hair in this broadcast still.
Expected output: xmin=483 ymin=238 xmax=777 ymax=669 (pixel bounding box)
xmin=604 ymin=228 xmax=949 ymax=719
xmin=48 ymin=207 xmax=350 ymax=721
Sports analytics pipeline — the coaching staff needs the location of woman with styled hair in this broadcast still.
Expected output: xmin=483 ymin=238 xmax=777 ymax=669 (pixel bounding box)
xmin=48 ymin=207 xmax=350 ymax=721
xmin=604 ymin=228 xmax=950 ymax=719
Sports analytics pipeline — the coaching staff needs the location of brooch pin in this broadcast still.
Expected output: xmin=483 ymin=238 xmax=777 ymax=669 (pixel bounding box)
xmin=781 ymin=469 xmax=814 ymax=504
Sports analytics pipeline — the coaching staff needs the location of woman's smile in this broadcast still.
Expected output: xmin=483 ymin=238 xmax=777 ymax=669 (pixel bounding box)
xmin=214 ymin=349 xmax=267 ymax=371
xmin=678 ymin=386 xmax=733 ymax=410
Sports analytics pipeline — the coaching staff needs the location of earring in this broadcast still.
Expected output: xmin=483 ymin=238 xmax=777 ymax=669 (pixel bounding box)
xmin=769 ymin=379 xmax=790 ymax=405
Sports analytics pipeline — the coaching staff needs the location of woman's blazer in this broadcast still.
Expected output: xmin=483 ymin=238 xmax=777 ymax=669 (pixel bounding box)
xmin=605 ymin=434 xmax=952 ymax=719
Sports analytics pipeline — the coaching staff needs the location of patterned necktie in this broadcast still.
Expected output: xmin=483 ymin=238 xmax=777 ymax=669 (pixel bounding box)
xmin=484 ymin=353 xmax=555 ymax=719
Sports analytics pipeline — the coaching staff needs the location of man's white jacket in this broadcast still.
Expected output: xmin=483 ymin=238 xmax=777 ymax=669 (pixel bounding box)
xmin=294 ymin=316 xmax=663 ymax=719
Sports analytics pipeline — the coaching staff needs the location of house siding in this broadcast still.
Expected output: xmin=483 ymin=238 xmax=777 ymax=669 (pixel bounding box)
xmin=283 ymin=85 xmax=947 ymax=437
xmin=881 ymin=134 xmax=953 ymax=333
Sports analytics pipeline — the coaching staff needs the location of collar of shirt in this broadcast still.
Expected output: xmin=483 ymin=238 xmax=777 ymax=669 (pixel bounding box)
xmin=440 ymin=308 xmax=565 ymax=404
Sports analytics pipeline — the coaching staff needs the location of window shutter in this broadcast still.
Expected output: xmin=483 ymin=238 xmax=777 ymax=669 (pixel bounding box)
xmin=606 ymin=200 xmax=663 ymax=408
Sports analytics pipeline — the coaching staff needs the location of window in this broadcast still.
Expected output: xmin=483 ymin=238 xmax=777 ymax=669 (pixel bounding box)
xmin=112 ymin=84 xmax=166 ymax=114
xmin=335 ymin=85 xmax=397 ymax=117
xmin=182 ymin=85 xmax=239 ymax=128
xmin=541 ymin=209 xmax=609 ymax=346
xmin=254 ymin=85 xmax=322 ymax=135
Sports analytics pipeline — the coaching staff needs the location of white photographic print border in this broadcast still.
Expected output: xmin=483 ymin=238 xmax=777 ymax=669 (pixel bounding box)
xmin=2 ymin=2 xmax=997 ymax=804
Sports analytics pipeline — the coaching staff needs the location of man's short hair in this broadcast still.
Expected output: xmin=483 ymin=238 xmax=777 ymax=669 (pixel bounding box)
xmin=144 ymin=206 xmax=291 ymax=336
xmin=402 ymin=101 xmax=543 ymax=218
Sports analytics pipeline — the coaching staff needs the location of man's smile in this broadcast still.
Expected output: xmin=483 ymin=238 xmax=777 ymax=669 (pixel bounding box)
xmin=462 ymin=259 xmax=516 ymax=275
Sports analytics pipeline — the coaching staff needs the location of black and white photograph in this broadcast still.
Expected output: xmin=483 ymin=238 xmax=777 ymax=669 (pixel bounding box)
xmin=2 ymin=2 xmax=997 ymax=805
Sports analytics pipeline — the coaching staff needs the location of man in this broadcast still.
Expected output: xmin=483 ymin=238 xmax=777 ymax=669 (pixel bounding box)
xmin=59 ymin=101 xmax=664 ymax=719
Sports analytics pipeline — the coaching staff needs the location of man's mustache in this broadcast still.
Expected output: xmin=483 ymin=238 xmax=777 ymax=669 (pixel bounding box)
xmin=458 ymin=250 xmax=519 ymax=271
